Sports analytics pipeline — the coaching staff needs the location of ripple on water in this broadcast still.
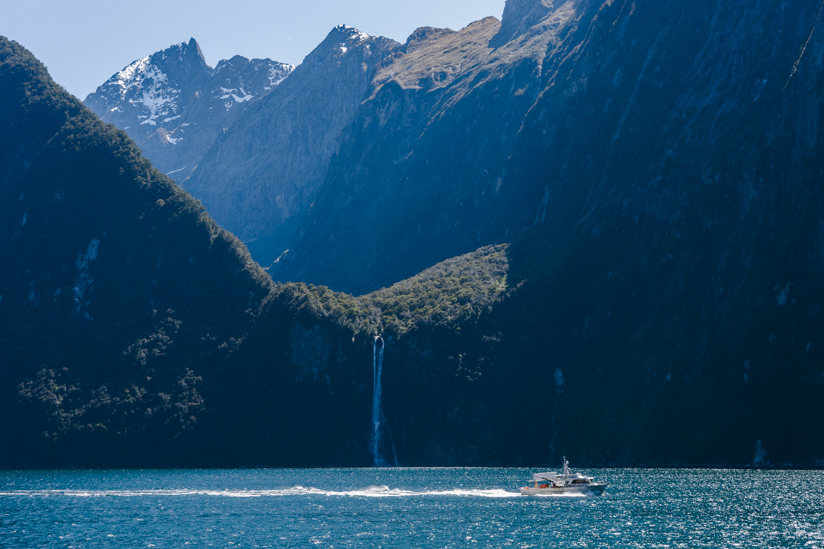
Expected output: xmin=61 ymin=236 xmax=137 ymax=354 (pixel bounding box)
xmin=1 ymin=468 xmax=823 ymax=548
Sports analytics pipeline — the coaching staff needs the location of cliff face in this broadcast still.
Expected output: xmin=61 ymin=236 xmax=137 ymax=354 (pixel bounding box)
xmin=271 ymin=0 xmax=824 ymax=297
xmin=0 ymin=36 xmax=516 ymax=467
xmin=84 ymin=39 xmax=293 ymax=179
xmin=182 ymin=26 xmax=400 ymax=263
xmin=260 ymin=0 xmax=824 ymax=466
xmin=483 ymin=0 xmax=824 ymax=467
xmin=4 ymin=0 xmax=824 ymax=469
xmin=218 ymin=245 xmax=511 ymax=467
xmin=270 ymin=5 xmax=585 ymax=292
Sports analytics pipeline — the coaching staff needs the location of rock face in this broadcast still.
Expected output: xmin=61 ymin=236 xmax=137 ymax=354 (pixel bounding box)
xmin=84 ymin=38 xmax=293 ymax=178
xmin=4 ymin=0 xmax=824 ymax=470
xmin=493 ymin=0 xmax=557 ymax=44
xmin=270 ymin=10 xmax=575 ymax=292
xmin=271 ymin=0 xmax=824 ymax=298
xmin=182 ymin=26 xmax=400 ymax=263
xmin=264 ymin=0 xmax=824 ymax=466
xmin=0 ymin=34 xmax=513 ymax=468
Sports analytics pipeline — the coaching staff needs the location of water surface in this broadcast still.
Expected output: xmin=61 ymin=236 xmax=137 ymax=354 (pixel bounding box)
xmin=2 ymin=468 xmax=822 ymax=547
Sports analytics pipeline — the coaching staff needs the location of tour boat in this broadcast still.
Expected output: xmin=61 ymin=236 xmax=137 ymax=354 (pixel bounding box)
xmin=520 ymin=457 xmax=607 ymax=495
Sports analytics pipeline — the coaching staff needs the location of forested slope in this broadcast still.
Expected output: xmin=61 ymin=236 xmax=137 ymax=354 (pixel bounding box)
xmin=3 ymin=0 xmax=824 ymax=469
xmin=0 ymin=36 xmax=270 ymax=465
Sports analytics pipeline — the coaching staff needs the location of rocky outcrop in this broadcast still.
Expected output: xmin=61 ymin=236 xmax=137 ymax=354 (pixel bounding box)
xmin=492 ymin=0 xmax=559 ymax=45
xmin=182 ymin=26 xmax=400 ymax=265
xmin=84 ymin=38 xmax=293 ymax=178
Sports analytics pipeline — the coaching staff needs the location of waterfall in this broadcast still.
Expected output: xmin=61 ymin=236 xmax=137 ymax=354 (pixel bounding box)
xmin=371 ymin=336 xmax=384 ymax=466
xmin=371 ymin=336 xmax=398 ymax=467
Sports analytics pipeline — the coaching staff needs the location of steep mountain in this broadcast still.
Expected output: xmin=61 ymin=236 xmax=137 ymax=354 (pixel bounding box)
xmin=270 ymin=9 xmax=572 ymax=292
xmin=0 ymin=35 xmax=274 ymax=465
xmin=84 ymin=38 xmax=293 ymax=178
xmin=263 ymin=0 xmax=824 ymax=467
xmin=182 ymin=26 xmax=400 ymax=261
xmin=4 ymin=0 xmax=824 ymax=470
xmin=271 ymin=0 xmax=824 ymax=300
xmin=0 ymin=35 xmax=509 ymax=467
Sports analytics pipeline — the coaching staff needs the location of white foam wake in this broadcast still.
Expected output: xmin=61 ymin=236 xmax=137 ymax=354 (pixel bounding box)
xmin=0 ymin=485 xmax=522 ymax=498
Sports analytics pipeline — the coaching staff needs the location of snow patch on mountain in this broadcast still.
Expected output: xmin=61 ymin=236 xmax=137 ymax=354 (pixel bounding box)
xmin=114 ymin=57 xmax=150 ymax=94
xmin=337 ymin=24 xmax=370 ymax=42
xmin=109 ymin=56 xmax=180 ymax=126
xmin=266 ymin=64 xmax=293 ymax=89
xmin=219 ymin=86 xmax=253 ymax=109
xmin=332 ymin=26 xmax=374 ymax=55
xmin=89 ymin=41 xmax=295 ymax=130
xmin=84 ymin=39 xmax=296 ymax=177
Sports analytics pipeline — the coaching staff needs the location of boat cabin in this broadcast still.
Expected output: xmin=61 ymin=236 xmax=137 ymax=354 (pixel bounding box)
xmin=528 ymin=470 xmax=593 ymax=488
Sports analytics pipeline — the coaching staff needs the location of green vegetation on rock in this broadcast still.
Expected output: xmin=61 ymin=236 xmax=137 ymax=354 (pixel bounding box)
xmin=4 ymin=0 xmax=824 ymax=469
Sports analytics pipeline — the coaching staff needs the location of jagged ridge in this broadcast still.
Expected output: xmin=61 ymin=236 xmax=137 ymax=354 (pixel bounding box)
xmin=84 ymin=38 xmax=293 ymax=178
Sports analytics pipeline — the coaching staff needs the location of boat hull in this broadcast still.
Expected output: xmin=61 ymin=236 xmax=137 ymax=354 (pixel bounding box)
xmin=520 ymin=483 xmax=607 ymax=496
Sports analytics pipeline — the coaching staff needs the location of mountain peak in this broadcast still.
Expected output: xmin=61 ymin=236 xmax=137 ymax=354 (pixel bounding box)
xmin=310 ymin=25 xmax=391 ymax=60
xmin=153 ymin=38 xmax=209 ymax=69
xmin=185 ymin=37 xmax=205 ymax=64
xmin=84 ymin=39 xmax=294 ymax=177
xmin=329 ymin=24 xmax=372 ymax=43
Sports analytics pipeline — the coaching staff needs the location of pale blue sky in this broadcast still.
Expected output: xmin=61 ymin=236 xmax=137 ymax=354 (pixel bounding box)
xmin=3 ymin=0 xmax=506 ymax=99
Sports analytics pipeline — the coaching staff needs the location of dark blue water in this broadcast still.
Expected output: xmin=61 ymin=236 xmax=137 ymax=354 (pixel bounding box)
xmin=2 ymin=468 xmax=822 ymax=548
